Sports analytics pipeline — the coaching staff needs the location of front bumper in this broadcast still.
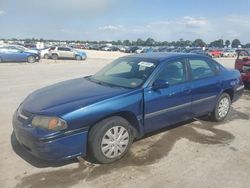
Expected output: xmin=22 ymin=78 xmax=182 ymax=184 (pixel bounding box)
xmin=12 ymin=110 xmax=88 ymax=161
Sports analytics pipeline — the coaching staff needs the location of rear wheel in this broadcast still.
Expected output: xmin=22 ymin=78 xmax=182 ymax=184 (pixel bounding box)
xmin=51 ymin=54 xmax=58 ymax=60
xmin=27 ymin=56 xmax=36 ymax=63
xmin=210 ymin=93 xmax=231 ymax=121
xmin=44 ymin=54 xmax=49 ymax=59
xmin=88 ymin=116 xmax=134 ymax=164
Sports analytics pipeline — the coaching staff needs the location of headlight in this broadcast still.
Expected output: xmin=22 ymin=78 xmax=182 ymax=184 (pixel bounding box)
xmin=242 ymin=65 xmax=250 ymax=73
xmin=31 ymin=116 xmax=67 ymax=131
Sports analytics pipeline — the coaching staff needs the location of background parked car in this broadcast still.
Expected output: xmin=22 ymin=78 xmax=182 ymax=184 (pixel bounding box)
xmin=109 ymin=46 xmax=120 ymax=51
xmin=222 ymin=49 xmax=236 ymax=57
xmin=0 ymin=47 xmax=40 ymax=63
xmin=208 ymin=49 xmax=222 ymax=58
xmin=119 ymin=46 xmax=128 ymax=52
xmin=235 ymin=49 xmax=250 ymax=87
xmin=190 ymin=49 xmax=212 ymax=57
xmin=125 ymin=46 xmax=140 ymax=53
xmin=40 ymin=47 xmax=51 ymax=59
xmin=0 ymin=44 xmax=40 ymax=55
xmin=49 ymin=47 xmax=87 ymax=60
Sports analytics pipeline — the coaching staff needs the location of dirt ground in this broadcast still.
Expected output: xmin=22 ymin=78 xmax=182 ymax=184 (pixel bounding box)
xmin=0 ymin=52 xmax=250 ymax=188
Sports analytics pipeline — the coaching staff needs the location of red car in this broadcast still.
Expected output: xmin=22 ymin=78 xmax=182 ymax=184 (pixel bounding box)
xmin=235 ymin=49 xmax=250 ymax=87
xmin=208 ymin=50 xmax=222 ymax=58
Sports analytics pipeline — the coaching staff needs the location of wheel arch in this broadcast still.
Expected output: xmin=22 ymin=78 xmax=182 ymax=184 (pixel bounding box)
xmin=27 ymin=55 xmax=36 ymax=62
xmin=89 ymin=111 xmax=142 ymax=139
xmin=222 ymin=88 xmax=234 ymax=101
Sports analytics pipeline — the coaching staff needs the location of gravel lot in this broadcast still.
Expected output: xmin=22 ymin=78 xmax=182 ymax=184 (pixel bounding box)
xmin=0 ymin=53 xmax=249 ymax=188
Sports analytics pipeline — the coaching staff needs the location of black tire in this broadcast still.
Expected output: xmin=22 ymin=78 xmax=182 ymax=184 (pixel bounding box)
xmin=0 ymin=57 xmax=2 ymax=63
xmin=88 ymin=116 xmax=134 ymax=164
xmin=75 ymin=55 xmax=82 ymax=61
xmin=27 ymin=56 xmax=36 ymax=63
xmin=210 ymin=93 xmax=231 ymax=122
xmin=244 ymin=82 xmax=250 ymax=90
xmin=44 ymin=54 xmax=49 ymax=59
xmin=51 ymin=54 xmax=58 ymax=60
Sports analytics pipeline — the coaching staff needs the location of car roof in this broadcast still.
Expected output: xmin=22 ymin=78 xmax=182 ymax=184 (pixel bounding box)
xmin=122 ymin=52 xmax=208 ymax=62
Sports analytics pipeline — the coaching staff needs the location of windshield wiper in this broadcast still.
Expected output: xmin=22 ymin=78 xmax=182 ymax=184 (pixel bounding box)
xmin=86 ymin=76 xmax=129 ymax=89
xmin=86 ymin=77 xmax=115 ymax=87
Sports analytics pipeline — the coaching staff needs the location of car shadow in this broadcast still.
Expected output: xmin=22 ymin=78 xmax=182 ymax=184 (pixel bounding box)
xmin=12 ymin=104 xmax=249 ymax=169
xmin=14 ymin=105 xmax=250 ymax=188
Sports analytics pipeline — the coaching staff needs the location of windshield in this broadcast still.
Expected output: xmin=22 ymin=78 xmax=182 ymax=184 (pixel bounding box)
xmin=238 ymin=50 xmax=250 ymax=57
xmin=89 ymin=57 xmax=158 ymax=89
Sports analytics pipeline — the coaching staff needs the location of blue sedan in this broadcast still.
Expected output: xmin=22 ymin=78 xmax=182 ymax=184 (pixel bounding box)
xmin=13 ymin=53 xmax=244 ymax=163
xmin=0 ymin=48 xmax=40 ymax=63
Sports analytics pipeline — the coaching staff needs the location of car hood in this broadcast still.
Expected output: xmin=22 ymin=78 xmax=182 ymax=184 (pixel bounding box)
xmin=21 ymin=77 xmax=129 ymax=115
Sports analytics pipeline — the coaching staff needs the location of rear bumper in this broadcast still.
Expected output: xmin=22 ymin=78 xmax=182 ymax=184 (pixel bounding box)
xmin=12 ymin=112 xmax=88 ymax=161
xmin=232 ymin=85 xmax=245 ymax=102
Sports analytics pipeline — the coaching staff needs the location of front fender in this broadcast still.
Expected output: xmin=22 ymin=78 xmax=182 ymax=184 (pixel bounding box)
xmin=62 ymin=89 xmax=144 ymax=134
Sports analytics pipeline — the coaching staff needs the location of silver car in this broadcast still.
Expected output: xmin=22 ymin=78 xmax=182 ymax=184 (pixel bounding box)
xmin=49 ymin=47 xmax=87 ymax=60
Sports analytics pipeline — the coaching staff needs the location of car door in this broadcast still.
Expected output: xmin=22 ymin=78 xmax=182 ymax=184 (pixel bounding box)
xmin=144 ymin=58 xmax=192 ymax=133
xmin=63 ymin=47 xmax=74 ymax=58
xmin=188 ymin=57 xmax=221 ymax=116
xmin=57 ymin=47 xmax=70 ymax=58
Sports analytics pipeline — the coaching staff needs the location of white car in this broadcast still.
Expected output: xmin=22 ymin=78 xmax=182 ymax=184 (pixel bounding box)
xmin=49 ymin=46 xmax=87 ymax=60
xmin=40 ymin=48 xmax=51 ymax=59
xmin=135 ymin=47 xmax=144 ymax=54
xmin=222 ymin=49 xmax=236 ymax=57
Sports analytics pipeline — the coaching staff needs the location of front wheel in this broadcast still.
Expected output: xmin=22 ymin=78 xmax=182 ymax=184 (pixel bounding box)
xmin=75 ymin=55 xmax=82 ymax=61
xmin=210 ymin=93 xmax=231 ymax=121
xmin=27 ymin=56 xmax=36 ymax=63
xmin=88 ymin=116 xmax=134 ymax=164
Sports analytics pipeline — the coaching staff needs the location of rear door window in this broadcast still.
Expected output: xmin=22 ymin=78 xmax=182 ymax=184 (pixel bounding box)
xmin=58 ymin=47 xmax=71 ymax=51
xmin=189 ymin=59 xmax=216 ymax=80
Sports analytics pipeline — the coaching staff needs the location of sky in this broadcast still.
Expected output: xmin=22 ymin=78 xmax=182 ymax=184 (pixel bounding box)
xmin=1 ymin=0 xmax=250 ymax=43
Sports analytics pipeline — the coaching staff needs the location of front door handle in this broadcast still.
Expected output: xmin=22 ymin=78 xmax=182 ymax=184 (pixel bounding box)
xmin=183 ymin=87 xmax=192 ymax=94
xmin=216 ymin=80 xmax=222 ymax=87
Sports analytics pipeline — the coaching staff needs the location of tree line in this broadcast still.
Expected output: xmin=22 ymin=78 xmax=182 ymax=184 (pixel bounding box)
xmin=1 ymin=37 xmax=248 ymax=48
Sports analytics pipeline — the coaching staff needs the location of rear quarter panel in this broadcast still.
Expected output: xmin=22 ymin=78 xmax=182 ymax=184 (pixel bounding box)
xmin=219 ymin=67 xmax=244 ymax=102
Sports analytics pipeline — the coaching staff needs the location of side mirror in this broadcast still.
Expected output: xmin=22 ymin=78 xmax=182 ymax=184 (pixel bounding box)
xmin=152 ymin=80 xmax=169 ymax=90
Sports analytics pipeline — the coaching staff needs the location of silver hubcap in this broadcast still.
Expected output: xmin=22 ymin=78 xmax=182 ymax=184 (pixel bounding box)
xmin=29 ymin=56 xmax=35 ymax=62
xmin=218 ymin=97 xmax=230 ymax=118
xmin=101 ymin=126 xmax=129 ymax=159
